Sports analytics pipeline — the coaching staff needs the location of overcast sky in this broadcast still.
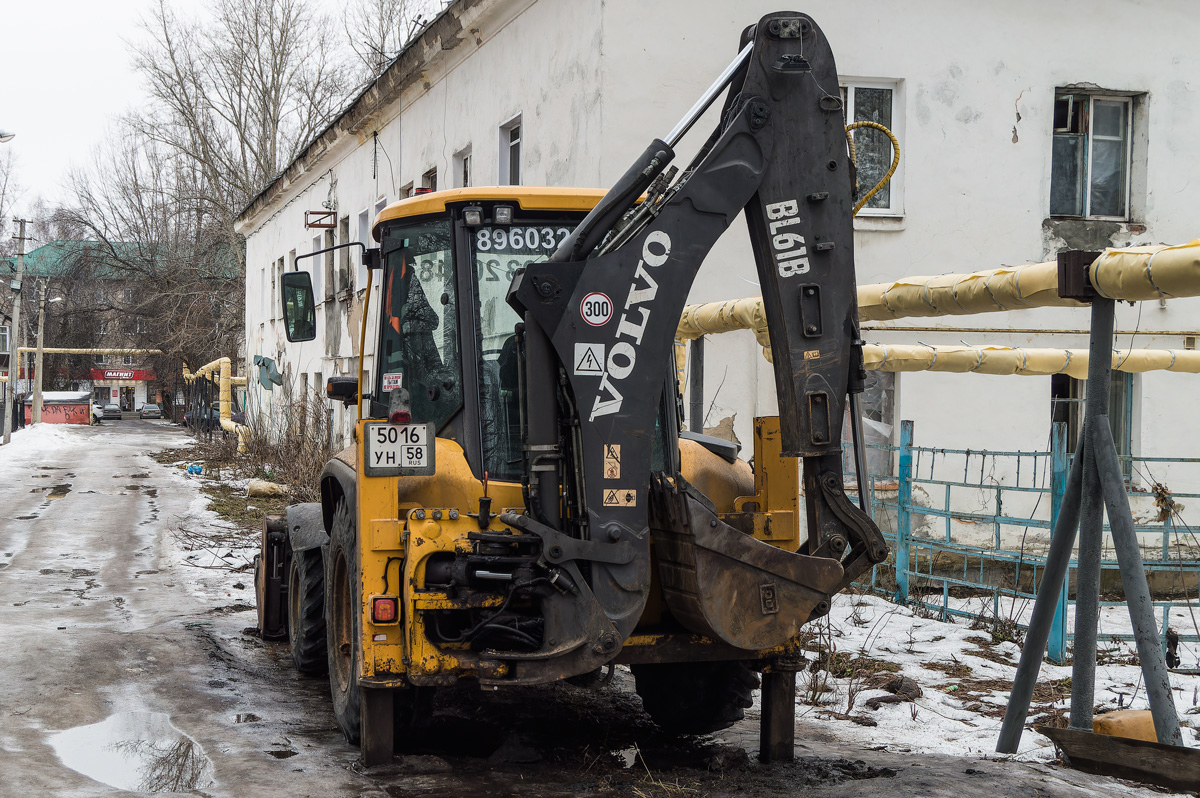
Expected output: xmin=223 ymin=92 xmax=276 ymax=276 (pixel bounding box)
xmin=2 ymin=0 xmax=438 ymax=220
xmin=3 ymin=1 xmax=153 ymax=212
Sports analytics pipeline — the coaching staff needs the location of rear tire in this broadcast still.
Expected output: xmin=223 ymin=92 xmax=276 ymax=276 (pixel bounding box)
xmin=326 ymin=498 xmax=362 ymax=744
xmin=632 ymin=661 xmax=760 ymax=734
xmin=288 ymin=547 xmax=327 ymax=675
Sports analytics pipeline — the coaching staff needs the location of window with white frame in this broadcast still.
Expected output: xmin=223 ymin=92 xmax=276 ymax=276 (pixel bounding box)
xmin=401 ymin=182 xmax=415 ymax=199
xmin=454 ymin=147 xmax=472 ymax=188
xmin=422 ymin=168 xmax=438 ymax=192
xmin=338 ymin=216 xmax=350 ymax=295
xmin=95 ymin=354 xmax=107 ymax=365
xmin=311 ymin=234 xmax=324 ymax=299
xmin=123 ymin=355 xmax=134 ymax=366
xmin=1050 ymin=93 xmax=1133 ymax=219
xmin=0 ymin=325 xmax=7 ymax=353
xmin=500 ymin=116 xmax=521 ymax=185
xmin=840 ymin=80 xmax=903 ymax=216
xmin=357 ymin=208 xmax=371 ymax=290
xmin=323 ymin=229 xmax=335 ymax=301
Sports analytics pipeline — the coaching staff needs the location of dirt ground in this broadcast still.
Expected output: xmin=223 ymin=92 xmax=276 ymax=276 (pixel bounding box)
xmin=0 ymin=422 xmax=1181 ymax=797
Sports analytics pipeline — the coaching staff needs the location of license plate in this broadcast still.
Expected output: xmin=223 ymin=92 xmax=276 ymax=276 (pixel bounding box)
xmin=364 ymin=422 xmax=435 ymax=476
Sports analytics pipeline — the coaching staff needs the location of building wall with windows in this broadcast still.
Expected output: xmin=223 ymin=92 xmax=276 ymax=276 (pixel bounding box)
xmin=238 ymin=0 xmax=1200 ymax=489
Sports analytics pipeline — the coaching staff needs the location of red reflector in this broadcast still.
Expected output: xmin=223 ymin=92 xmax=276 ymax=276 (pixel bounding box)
xmin=389 ymin=409 xmax=411 ymax=424
xmin=372 ymin=597 xmax=398 ymax=623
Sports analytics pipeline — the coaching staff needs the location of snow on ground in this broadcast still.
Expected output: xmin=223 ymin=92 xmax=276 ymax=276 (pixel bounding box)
xmin=160 ymin=463 xmax=260 ymax=603
xmin=789 ymin=592 xmax=1200 ymax=763
xmin=130 ymin=429 xmax=1200 ymax=777
xmin=0 ymin=423 xmax=84 ymax=469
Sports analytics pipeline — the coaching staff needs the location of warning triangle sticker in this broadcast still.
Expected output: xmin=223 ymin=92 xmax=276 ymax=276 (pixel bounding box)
xmin=577 ymin=347 xmax=603 ymax=372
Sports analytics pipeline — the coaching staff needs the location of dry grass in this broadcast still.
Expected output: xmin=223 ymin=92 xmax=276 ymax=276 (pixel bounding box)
xmin=155 ymin=390 xmax=335 ymax=505
xmin=240 ymin=390 xmax=336 ymax=503
xmin=925 ymin=658 xmax=973 ymax=679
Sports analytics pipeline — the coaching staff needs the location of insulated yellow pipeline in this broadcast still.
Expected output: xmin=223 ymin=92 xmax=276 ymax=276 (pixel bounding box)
xmin=858 ymin=240 xmax=1200 ymax=322
xmin=183 ymin=356 xmax=249 ymax=453
xmin=676 ymin=241 xmax=1200 ymax=365
xmin=16 ymin=347 xmax=165 ymax=355
xmin=862 ymin=344 xmax=1200 ymax=378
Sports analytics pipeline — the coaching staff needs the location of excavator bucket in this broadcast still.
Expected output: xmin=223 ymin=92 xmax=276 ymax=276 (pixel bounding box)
xmin=648 ymin=475 xmax=843 ymax=651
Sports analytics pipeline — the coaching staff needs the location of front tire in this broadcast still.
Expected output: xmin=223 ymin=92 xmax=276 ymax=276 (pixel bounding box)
xmin=289 ymin=546 xmax=327 ymax=675
xmin=632 ymin=661 xmax=760 ymax=734
xmin=326 ymin=498 xmax=362 ymax=744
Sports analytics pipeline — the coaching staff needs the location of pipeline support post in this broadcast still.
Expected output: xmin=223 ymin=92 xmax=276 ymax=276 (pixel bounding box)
xmin=1047 ymin=421 xmax=1069 ymax=665
xmin=1069 ymin=297 xmax=1115 ymax=730
xmin=999 ymin=253 xmax=1183 ymax=751
xmin=894 ymin=420 xmax=914 ymax=605
xmin=689 ymin=337 xmax=704 ymax=433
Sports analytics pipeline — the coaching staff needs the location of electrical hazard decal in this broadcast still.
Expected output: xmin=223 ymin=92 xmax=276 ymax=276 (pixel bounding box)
xmin=574 ymin=342 xmax=605 ymax=376
xmin=603 ymin=444 xmax=620 ymax=479
xmin=603 ymin=488 xmax=637 ymax=507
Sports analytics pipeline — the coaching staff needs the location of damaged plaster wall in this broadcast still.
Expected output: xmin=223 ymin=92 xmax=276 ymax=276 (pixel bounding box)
xmin=240 ymin=0 xmax=1200 ymax=478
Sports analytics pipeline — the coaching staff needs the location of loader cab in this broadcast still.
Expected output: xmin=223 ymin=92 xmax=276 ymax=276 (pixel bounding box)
xmin=368 ymin=188 xmax=610 ymax=482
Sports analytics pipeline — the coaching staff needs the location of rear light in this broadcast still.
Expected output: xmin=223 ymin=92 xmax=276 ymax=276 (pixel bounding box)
xmin=371 ymin=596 xmax=398 ymax=623
xmin=388 ymin=386 xmax=411 ymax=424
xmin=462 ymin=205 xmax=483 ymax=225
xmin=414 ymin=187 xmax=433 ymax=195
xmin=493 ymin=205 xmax=513 ymax=224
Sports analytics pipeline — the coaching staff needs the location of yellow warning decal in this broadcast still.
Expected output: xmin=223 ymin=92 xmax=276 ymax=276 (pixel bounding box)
xmin=602 ymin=488 xmax=637 ymax=507
xmin=603 ymin=444 xmax=621 ymax=479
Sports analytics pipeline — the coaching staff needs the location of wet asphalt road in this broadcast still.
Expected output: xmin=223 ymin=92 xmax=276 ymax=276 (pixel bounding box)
xmin=0 ymin=422 xmax=1173 ymax=797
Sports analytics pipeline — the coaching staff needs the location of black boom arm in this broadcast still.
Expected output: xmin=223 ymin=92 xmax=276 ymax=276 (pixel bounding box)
xmin=503 ymin=11 xmax=887 ymax=681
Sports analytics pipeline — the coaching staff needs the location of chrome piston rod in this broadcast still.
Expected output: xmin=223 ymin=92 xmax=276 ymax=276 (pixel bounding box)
xmin=665 ymin=42 xmax=754 ymax=147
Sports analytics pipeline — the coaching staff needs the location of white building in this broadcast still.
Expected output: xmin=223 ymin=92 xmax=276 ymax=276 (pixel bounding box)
xmin=236 ymin=0 xmax=1200 ymax=503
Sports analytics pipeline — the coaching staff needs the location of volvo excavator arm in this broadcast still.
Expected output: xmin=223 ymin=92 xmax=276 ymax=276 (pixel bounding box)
xmin=503 ymin=11 xmax=888 ymax=681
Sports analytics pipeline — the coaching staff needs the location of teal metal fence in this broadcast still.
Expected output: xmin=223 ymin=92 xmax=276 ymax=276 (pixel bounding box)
xmin=851 ymin=421 xmax=1200 ymax=664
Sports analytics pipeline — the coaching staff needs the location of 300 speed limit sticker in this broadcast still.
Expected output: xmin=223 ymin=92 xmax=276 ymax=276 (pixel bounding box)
xmin=580 ymin=292 xmax=613 ymax=326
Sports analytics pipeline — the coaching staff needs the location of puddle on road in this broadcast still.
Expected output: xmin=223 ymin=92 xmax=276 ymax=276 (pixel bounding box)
xmin=46 ymin=484 xmax=72 ymax=499
xmin=49 ymin=711 xmax=214 ymax=793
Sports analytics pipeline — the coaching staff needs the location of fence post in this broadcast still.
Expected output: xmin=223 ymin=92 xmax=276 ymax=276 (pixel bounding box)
xmin=1048 ymin=421 xmax=1069 ymax=664
xmin=895 ymin=420 xmax=914 ymax=605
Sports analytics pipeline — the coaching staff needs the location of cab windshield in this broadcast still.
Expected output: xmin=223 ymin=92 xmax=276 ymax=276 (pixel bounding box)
xmin=377 ymin=219 xmax=462 ymax=431
xmin=473 ymin=222 xmax=574 ymax=481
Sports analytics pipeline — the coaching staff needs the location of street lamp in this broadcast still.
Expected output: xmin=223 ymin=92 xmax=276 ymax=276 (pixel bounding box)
xmin=31 ymin=286 xmax=63 ymax=425
xmin=0 ymin=131 xmax=14 ymax=143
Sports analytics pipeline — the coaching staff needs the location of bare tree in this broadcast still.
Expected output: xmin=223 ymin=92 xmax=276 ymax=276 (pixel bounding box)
xmin=60 ymin=129 xmax=244 ymax=381
xmin=43 ymin=0 xmax=353 ymax=384
xmin=130 ymin=0 xmax=352 ymax=212
xmin=344 ymin=0 xmax=424 ymax=79
xmin=0 ymin=150 xmax=22 ymax=257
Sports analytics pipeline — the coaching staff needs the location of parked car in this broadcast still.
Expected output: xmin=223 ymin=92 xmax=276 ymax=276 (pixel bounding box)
xmin=102 ymin=404 xmax=123 ymax=420
xmin=139 ymin=403 xmax=163 ymax=420
xmin=184 ymin=402 xmax=245 ymax=431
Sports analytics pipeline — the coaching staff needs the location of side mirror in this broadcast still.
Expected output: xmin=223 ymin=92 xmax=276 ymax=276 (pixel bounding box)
xmin=281 ymin=272 xmax=316 ymax=342
xmin=326 ymin=375 xmax=359 ymax=406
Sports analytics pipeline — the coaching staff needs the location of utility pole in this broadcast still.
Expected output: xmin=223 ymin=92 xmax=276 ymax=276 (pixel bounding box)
xmin=3 ymin=218 xmax=30 ymax=444
xmin=32 ymin=280 xmax=47 ymax=424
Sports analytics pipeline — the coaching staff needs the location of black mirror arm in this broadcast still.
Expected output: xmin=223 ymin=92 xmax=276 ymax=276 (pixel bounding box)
xmin=293 ymin=241 xmax=381 ymax=271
